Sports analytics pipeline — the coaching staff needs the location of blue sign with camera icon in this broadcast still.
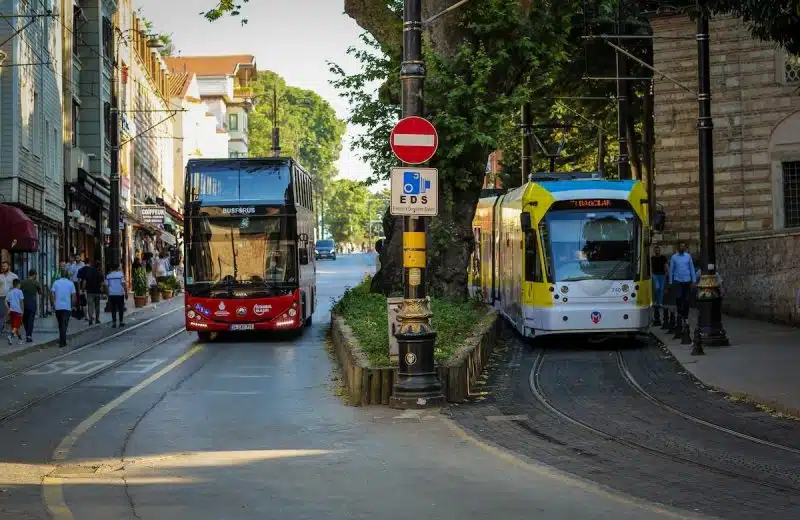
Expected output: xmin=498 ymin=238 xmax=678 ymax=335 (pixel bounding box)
xmin=390 ymin=167 xmax=438 ymax=216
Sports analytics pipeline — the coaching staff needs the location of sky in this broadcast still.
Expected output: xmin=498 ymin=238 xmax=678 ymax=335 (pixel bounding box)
xmin=136 ymin=0 xmax=383 ymax=189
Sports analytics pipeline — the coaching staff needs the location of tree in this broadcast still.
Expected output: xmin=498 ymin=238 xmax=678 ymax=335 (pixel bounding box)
xmin=247 ymin=70 xmax=347 ymax=241
xmin=334 ymin=1 xmax=580 ymax=298
xmin=326 ymin=179 xmax=372 ymax=245
xmin=201 ymin=0 xmax=250 ymax=24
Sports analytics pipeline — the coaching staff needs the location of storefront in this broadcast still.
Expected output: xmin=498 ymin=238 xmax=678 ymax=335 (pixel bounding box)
xmin=66 ymin=170 xmax=110 ymax=266
xmin=0 ymin=204 xmax=43 ymax=310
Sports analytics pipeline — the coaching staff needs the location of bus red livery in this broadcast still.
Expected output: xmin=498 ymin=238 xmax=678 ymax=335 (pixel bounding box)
xmin=183 ymin=157 xmax=316 ymax=341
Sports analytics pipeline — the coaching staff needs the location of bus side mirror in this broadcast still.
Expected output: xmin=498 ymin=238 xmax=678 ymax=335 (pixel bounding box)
xmin=299 ymin=248 xmax=310 ymax=265
xmin=653 ymin=210 xmax=666 ymax=232
xmin=520 ymin=212 xmax=532 ymax=232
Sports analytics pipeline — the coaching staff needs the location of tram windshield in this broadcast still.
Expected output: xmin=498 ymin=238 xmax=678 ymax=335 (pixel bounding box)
xmin=543 ymin=209 xmax=640 ymax=282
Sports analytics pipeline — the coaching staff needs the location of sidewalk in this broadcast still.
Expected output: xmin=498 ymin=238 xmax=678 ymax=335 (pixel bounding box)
xmin=0 ymin=296 xmax=183 ymax=361
xmin=652 ymin=308 xmax=800 ymax=416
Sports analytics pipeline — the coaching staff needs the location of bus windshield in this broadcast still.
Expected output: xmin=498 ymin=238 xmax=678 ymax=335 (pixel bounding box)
xmin=188 ymin=161 xmax=291 ymax=204
xmin=544 ymin=209 xmax=640 ymax=282
xmin=186 ymin=216 xmax=297 ymax=289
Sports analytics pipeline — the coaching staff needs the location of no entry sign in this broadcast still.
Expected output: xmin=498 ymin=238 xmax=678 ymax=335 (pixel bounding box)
xmin=389 ymin=116 xmax=438 ymax=165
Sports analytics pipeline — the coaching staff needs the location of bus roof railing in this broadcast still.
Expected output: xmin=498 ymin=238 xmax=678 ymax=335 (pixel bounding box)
xmin=527 ymin=171 xmax=605 ymax=182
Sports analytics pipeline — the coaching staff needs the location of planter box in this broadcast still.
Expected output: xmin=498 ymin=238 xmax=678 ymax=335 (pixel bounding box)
xmin=330 ymin=309 xmax=499 ymax=406
xmin=133 ymin=295 xmax=148 ymax=308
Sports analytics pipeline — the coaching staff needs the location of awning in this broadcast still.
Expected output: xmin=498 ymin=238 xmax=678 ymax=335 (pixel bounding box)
xmin=0 ymin=204 xmax=39 ymax=252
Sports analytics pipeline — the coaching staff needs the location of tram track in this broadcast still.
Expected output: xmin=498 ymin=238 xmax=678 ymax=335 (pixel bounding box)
xmin=0 ymin=307 xmax=187 ymax=426
xmin=529 ymin=349 xmax=800 ymax=495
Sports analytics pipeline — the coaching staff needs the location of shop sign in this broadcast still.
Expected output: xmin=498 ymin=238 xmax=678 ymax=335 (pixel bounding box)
xmin=137 ymin=205 xmax=165 ymax=225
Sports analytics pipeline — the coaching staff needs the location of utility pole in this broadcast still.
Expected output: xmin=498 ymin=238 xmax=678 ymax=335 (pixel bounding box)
xmin=616 ymin=2 xmax=630 ymax=180
xmin=109 ymin=55 xmax=121 ymax=269
xmin=521 ymin=103 xmax=532 ymax=183
xmin=390 ymin=0 xmax=444 ymax=409
xmin=272 ymin=88 xmax=281 ymax=157
xmin=693 ymin=0 xmax=728 ymax=352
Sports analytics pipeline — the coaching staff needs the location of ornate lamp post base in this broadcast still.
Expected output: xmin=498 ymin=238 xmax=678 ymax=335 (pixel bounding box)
xmin=390 ymin=298 xmax=444 ymax=409
xmin=693 ymin=274 xmax=729 ymax=348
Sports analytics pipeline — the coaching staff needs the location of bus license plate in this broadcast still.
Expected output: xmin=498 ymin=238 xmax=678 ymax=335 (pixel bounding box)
xmin=229 ymin=323 xmax=255 ymax=331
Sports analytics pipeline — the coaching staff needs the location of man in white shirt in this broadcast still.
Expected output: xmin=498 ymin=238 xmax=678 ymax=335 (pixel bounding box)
xmin=0 ymin=261 xmax=19 ymax=334
xmin=105 ymin=263 xmax=128 ymax=328
xmin=51 ymin=269 xmax=77 ymax=348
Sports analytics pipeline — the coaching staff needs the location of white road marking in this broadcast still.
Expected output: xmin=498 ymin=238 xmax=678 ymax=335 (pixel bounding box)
xmin=25 ymin=360 xmax=82 ymax=375
xmin=214 ymin=374 xmax=271 ymax=378
xmin=61 ymin=360 xmax=115 ymax=375
xmin=115 ymin=358 xmax=167 ymax=374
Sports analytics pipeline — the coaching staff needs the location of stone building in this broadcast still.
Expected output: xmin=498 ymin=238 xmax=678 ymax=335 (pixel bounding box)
xmin=651 ymin=12 xmax=800 ymax=323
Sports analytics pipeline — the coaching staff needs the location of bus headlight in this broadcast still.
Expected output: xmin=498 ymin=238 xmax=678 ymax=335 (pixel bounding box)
xmin=288 ymin=308 xmax=297 ymax=317
xmin=187 ymin=310 xmax=197 ymax=319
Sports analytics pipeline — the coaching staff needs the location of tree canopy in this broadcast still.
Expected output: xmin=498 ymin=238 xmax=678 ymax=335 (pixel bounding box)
xmin=247 ymin=70 xmax=347 ymax=239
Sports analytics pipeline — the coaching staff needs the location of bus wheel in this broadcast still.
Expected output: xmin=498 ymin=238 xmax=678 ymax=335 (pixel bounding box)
xmin=197 ymin=331 xmax=212 ymax=342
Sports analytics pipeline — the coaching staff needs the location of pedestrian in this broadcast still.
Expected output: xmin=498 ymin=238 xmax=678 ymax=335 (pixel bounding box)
xmin=105 ymin=263 xmax=128 ymax=328
xmin=68 ymin=254 xmax=86 ymax=319
xmin=0 ymin=261 xmax=19 ymax=335
xmin=669 ymin=241 xmax=697 ymax=325
xmin=51 ymin=269 xmax=77 ymax=348
xmin=19 ymin=269 xmax=42 ymax=343
xmin=5 ymin=279 xmax=24 ymax=345
xmin=650 ymin=246 xmax=668 ymax=311
xmin=80 ymin=260 xmax=105 ymax=325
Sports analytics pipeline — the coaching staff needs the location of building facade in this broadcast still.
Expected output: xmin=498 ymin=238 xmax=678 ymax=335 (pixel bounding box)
xmin=115 ymin=0 xmax=177 ymax=274
xmin=0 ymin=0 xmax=64 ymax=291
xmin=164 ymin=55 xmax=256 ymax=158
xmin=651 ymin=13 xmax=800 ymax=323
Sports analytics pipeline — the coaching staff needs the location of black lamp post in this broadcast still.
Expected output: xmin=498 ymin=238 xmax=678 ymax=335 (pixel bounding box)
xmin=693 ymin=0 xmax=729 ymax=352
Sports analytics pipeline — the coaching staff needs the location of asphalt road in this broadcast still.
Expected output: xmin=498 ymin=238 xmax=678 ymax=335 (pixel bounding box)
xmin=0 ymin=254 xmax=728 ymax=520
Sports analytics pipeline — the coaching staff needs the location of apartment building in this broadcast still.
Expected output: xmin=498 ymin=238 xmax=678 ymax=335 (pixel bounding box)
xmin=165 ymin=55 xmax=257 ymax=158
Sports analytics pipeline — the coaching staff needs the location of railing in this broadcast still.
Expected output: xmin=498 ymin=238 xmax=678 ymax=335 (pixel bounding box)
xmin=233 ymin=86 xmax=253 ymax=99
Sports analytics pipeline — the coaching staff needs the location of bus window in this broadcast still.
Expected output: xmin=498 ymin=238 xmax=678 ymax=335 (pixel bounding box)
xmin=524 ymin=229 xmax=542 ymax=282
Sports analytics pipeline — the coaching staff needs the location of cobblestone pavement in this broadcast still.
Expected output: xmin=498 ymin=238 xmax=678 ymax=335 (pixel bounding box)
xmin=447 ymin=329 xmax=800 ymax=520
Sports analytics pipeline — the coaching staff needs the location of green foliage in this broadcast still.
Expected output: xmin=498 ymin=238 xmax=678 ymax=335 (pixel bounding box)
xmin=158 ymin=275 xmax=179 ymax=292
xmin=325 ymin=179 xmax=371 ymax=245
xmin=136 ymin=10 xmax=175 ymax=56
xmin=247 ymin=70 xmax=347 ymax=237
xmin=201 ymin=0 xmax=250 ymax=25
xmin=332 ymin=275 xmax=490 ymax=366
xmin=132 ymin=267 xmax=148 ymax=297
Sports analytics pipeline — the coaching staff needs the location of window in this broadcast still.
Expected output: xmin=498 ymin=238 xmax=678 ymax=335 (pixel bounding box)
xmin=45 ymin=120 xmax=51 ymax=179
xmin=524 ymin=223 xmax=542 ymax=282
xmin=33 ymin=91 xmax=41 ymax=156
xmin=104 ymin=102 xmax=111 ymax=144
xmin=72 ymin=100 xmax=80 ymax=146
xmin=786 ymin=55 xmax=800 ymax=84
xmin=102 ymin=17 xmax=113 ymax=61
xmin=52 ymin=125 xmax=60 ymax=184
xmin=228 ymin=113 xmax=239 ymax=131
xmin=782 ymin=161 xmax=800 ymax=228
xmin=72 ymin=6 xmax=80 ymax=57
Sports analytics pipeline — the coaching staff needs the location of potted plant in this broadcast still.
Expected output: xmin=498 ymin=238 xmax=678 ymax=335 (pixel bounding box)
xmin=159 ymin=275 xmax=178 ymax=299
xmin=149 ymin=278 xmax=162 ymax=302
xmin=133 ymin=267 xmax=149 ymax=308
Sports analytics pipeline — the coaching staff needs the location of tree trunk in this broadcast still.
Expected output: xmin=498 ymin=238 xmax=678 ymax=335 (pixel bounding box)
xmin=642 ymin=43 xmax=655 ymax=221
xmin=624 ymin=78 xmax=643 ymax=181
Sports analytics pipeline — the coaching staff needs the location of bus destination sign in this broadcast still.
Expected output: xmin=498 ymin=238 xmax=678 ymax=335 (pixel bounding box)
xmin=569 ymin=199 xmax=613 ymax=208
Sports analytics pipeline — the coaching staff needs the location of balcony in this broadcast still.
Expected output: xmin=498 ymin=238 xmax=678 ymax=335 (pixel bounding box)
xmin=68 ymin=147 xmax=91 ymax=183
xmin=233 ymin=86 xmax=254 ymax=99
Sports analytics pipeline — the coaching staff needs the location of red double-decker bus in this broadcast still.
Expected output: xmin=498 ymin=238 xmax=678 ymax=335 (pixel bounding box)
xmin=183 ymin=157 xmax=316 ymax=341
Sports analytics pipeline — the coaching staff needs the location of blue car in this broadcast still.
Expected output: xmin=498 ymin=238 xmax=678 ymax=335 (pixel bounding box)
xmin=315 ymin=239 xmax=336 ymax=260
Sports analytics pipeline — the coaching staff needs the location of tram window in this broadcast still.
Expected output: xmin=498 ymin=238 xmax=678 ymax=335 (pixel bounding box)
xmin=524 ymin=230 xmax=543 ymax=282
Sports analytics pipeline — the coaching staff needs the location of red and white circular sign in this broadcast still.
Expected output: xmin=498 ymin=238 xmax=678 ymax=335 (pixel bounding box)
xmin=389 ymin=116 xmax=439 ymax=165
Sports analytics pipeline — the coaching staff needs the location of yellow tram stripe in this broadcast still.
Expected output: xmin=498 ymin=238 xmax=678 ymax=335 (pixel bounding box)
xmin=403 ymin=231 xmax=426 ymax=250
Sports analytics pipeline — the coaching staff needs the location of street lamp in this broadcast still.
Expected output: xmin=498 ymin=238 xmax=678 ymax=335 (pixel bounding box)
xmin=693 ymin=0 xmax=728 ymax=351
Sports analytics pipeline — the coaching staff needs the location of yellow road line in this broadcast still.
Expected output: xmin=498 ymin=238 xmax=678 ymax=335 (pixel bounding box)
xmin=440 ymin=417 xmax=712 ymax=520
xmin=42 ymin=344 xmax=204 ymax=520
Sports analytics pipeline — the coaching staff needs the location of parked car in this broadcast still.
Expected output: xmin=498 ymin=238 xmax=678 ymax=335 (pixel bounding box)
xmin=315 ymin=239 xmax=336 ymax=260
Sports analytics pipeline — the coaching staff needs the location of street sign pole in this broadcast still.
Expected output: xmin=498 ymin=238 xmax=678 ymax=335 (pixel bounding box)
xmin=390 ymin=0 xmax=444 ymax=409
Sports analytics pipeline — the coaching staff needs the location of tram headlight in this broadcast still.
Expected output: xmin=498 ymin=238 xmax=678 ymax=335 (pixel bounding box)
xmin=560 ymin=286 xmax=569 ymax=294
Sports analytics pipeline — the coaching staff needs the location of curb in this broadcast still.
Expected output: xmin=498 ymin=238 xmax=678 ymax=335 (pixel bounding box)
xmin=648 ymin=329 xmax=800 ymax=420
xmin=329 ymin=309 xmax=499 ymax=406
xmin=0 ymin=298 xmax=181 ymax=362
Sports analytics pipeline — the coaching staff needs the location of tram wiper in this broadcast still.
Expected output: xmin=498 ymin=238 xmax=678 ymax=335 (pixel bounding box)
xmin=602 ymin=260 xmax=630 ymax=280
xmin=559 ymin=276 xmax=594 ymax=282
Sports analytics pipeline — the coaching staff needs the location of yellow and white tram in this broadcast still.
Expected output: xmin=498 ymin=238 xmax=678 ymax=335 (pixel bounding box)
xmin=468 ymin=173 xmax=652 ymax=339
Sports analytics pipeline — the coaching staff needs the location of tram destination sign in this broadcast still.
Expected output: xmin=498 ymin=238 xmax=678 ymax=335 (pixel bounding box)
xmin=137 ymin=205 xmax=165 ymax=225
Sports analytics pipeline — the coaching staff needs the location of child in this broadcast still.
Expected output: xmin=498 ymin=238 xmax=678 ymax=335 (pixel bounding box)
xmin=5 ymin=279 xmax=24 ymax=345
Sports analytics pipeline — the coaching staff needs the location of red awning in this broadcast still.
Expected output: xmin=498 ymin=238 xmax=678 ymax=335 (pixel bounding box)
xmin=0 ymin=204 xmax=39 ymax=252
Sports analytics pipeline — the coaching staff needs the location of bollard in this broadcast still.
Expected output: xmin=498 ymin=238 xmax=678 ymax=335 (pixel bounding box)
xmin=653 ymin=306 xmax=662 ymax=326
xmin=673 ymin=315 xmax=683 ymax=339
xmin=661 ymin=309 xmax=672 ymax=330
xmin=681 ymin=319 xmax=692 ymax=344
